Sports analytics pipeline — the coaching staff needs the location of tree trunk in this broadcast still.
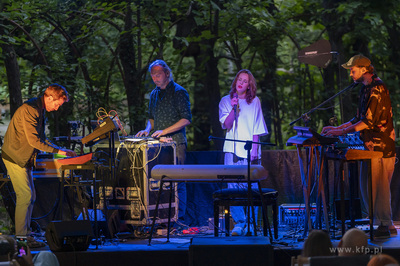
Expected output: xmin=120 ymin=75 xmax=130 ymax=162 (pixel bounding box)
xmin=192 ymin=41 xmax=223 ymax=151
xmin=119 ymin=2 xmax=143 ymax=134
xmin=322 ymin=0 xmax=357 ymax=124
xmin=206 ymin=52 xmax=224 ymax=150
xmin=382 ymin=15 xmax=400 ymax=81
xmin=2 ymin=44 xmax=22 ymax=117
xmin=174 ymin=1 xmax=223 ymax=150
xmin=194 ymin=2 xmax=223 ymax=151
xmin=260 ymin=43 xmax=281 ymax=148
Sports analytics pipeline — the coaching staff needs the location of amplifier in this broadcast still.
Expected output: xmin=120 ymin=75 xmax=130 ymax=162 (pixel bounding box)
xmin=279 ymin=203 xmax=317 ymax=226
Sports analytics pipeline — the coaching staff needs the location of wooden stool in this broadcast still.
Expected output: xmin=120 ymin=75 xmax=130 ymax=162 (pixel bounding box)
xmin=213 ymin=188 xmax=278 ymax=240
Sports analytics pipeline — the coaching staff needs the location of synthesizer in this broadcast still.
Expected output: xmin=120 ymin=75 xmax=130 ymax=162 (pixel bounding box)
xmin=82 ymin=117 xmax=119 ymax=145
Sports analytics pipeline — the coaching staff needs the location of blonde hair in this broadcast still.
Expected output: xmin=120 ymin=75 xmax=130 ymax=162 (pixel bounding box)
xmin=44 ymin=84 xmax=69 ymax=102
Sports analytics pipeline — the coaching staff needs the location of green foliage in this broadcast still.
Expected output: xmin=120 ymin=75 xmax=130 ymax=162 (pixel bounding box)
xmin=0 ymin=195 xmax=12 ymax=235
xmin=1 ymin=0 xmax=400 ymax=148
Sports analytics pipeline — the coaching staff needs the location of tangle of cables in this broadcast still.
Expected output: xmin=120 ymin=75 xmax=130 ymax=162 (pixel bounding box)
xmin=95 ymin=107 xmax=127 ymax=136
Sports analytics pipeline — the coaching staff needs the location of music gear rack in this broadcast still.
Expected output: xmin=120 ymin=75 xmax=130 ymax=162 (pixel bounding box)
xmin=279 ymin=203 xmax=317 ymax=227
xmin=95 ymin=140 xmax=178 ymax=226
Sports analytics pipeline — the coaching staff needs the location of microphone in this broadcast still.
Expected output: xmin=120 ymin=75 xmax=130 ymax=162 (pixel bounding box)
xmin=233 ymin=93 xmax=239 ymax=126
xmin=233 ymin=93 xmax=238 ymax=114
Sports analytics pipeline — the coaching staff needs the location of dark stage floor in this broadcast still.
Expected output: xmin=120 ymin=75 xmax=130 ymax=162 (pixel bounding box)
xmin=29 ymin=221 xmax=400 ymax=266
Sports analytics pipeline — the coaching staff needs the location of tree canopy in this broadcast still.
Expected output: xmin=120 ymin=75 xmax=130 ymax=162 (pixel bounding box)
xmin=1 ymin=0 xmax=400 ymax=151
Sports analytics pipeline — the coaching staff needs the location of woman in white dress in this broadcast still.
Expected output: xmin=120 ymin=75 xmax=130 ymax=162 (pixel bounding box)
xmin=218 ymin=69 xmax=268 ymax=235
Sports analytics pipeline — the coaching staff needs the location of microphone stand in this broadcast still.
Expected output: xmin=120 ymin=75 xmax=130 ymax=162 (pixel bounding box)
xmin=209 ymin=135 xmax=275 ymax=237
xmin=289 ymin=82 xmax=359 ymax=126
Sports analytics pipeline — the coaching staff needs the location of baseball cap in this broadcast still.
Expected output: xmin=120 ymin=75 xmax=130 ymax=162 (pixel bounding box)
xmin=341 ymin=55 xmax=371 ymax=69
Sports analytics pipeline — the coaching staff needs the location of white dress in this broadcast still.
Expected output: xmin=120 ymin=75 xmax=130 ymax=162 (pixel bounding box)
xmin=218 ymin=94 xmax=269 ymax=227
xmin=219 ymin=95 xmax=268 ymax=159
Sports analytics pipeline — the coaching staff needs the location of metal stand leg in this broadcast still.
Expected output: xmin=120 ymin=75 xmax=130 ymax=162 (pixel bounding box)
xmin=93 ymin=168 xmax=98 ymax=249
xmin=339 ymin=161 xmax=346 ymax=236
xmin=368 ymin=161 xmax=374 ymax=241
xmin=56 ymin=169 xmax=66 ymax=220
xmin=148 ymin=179 xmax=165 ymax=245
xmin=316 ymin=148 xmax=329 ymax=231
xmin=166 ymin=182 xmax=173 ymax=243
xmin=225 ymin=206 xmax=230 ymax=237
xmin=213 ymin=200 xmax=219 ymax=237
xmin=258 ymin=183 xmax=272 ymax=243
xmin=272 ymin=201 xmax=278 ymax=239
xmin=297 ymin=146 xmax=315 ymax=237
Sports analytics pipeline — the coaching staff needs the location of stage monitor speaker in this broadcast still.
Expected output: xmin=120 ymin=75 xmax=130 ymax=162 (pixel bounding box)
xmin=77 ymin=209 xmax=120 ymax=239
xmin=189 ymin=237 xmax=273 ymax=266
xmin=45 ymin=220 xmax=94 ymax=252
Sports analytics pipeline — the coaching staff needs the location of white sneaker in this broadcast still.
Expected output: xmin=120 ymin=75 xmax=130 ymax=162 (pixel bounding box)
xmin=231 ymin=223 xmax=245 ymax=236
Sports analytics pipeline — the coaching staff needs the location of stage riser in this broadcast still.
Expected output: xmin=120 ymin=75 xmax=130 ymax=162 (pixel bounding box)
xmin=55 ymin=250 xmax=189 ymax=266
xmin=50 ymin=243 xmax=400 ymax=266
xmin=189 ymin=237 xmax=273 ymax=266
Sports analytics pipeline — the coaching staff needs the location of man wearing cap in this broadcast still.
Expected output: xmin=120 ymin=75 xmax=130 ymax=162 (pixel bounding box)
xmin=322 ymin=55 xmax=396 ymax=238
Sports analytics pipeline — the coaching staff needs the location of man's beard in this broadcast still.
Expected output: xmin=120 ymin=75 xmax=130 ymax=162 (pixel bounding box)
xmin=355 ymin=75 xmax=364 ymax=83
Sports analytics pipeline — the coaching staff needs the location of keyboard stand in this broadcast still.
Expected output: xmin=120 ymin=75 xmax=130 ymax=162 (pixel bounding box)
xmin=56 ymin=163 xmax=101 ymax=249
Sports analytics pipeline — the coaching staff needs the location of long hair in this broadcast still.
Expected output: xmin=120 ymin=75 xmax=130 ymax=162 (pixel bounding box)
xmin=148 ymin=59 xmax=173 ymax=81
xmin=229 ymin=69 xmax=257 ymax=104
